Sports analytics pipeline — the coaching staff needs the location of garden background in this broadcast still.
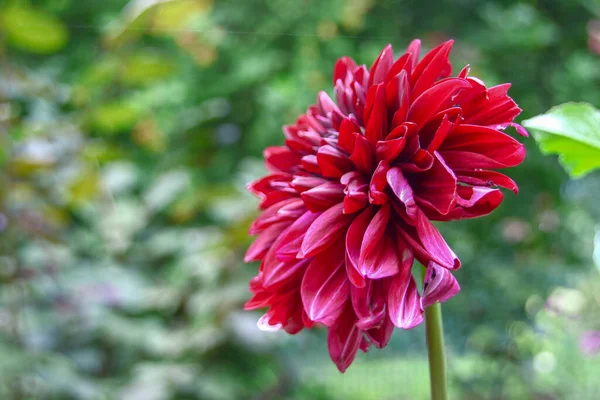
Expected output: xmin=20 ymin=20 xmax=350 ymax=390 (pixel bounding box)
xmin=1 ymin=0 xmax=599 ymax=399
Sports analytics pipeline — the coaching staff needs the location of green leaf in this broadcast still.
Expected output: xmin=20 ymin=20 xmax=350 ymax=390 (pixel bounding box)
xmin=523 ymin=102 xmax=600 ymax=178
xmin=121 ymin=51 xmax=175 ymax=87
xmin=0 ymin=3 xmax=68 ymax=54
xmin=89 ymin=102 xmax=139 ymax=135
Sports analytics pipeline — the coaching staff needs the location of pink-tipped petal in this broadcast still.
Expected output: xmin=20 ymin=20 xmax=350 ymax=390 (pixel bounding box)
xmin=301 ymin=182 xmax=346 ymax=212
xmin=327 ymin=303 xmax=362 ymax=373
xmin=387 ymin=264 xmax=424 ymax=329
xmin=405 ymin=39 xmax=421 ymax=72
xmin=346 ymin=206 xmax=376 ymax=286
xmin=351 ymin=280 xmax=386 ymax=330
xmin=438 ymin=186 xmax=504 ymax=221
xmin=386 ymin=167 xmax=418 ymax=221
xmin=421 ymin=262 xmax=461 ymax=309
xmin=333 ymin=56 xmax=358 ymax=85
xmin=276 ymin=211 xmax=322 ymax=260
xmin=369 ymin=44 xmax=394 ymax=87
xmin=368 ymin=160 xmax=390 ymax=205
xmin=364 ymin=84 xmax=388 ymax=145
xmin=365 ymin=315 xmax=395 ymax=349
xmin=317 ymin=145 xmax=355 ymax=178
xmin=415 ymin=210 xmax=461 ymax=269
xmin=300 ymin=203 xmax=352 ymax=258
xmin=301 ymin=241 xmax=349 ymax=325
xmin=245 ymin=221 xmax=291 ymax=262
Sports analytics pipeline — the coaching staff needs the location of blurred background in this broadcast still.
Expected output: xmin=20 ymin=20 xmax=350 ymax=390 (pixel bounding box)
xmin=1 ymin=0 xmax=600 ymax=399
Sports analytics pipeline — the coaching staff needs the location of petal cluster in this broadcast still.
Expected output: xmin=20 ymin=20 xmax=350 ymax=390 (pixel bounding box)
xmin=245 ymin=39 xmax=526 ymax=372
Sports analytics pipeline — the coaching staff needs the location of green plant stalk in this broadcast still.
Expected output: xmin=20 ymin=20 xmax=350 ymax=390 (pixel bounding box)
xmin=425 ymin=301 xmax=448 ymax=400
xmin=421 ymin=267 xmax=448 ymax=400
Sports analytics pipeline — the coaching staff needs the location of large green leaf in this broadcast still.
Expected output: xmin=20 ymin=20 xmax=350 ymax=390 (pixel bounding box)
xmin=523 ymin=102 xmax=600 ymax=178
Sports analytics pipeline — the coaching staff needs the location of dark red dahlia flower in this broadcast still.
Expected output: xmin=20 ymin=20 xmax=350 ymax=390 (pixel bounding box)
xmin=244 ymin=39 xmax=526 ymax=372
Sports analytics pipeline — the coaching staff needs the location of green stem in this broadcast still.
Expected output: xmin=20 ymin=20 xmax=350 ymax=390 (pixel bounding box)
xmin=424 ymin=302 xmax=448 ymax=400
xmin=421 ymin=267 xmax=448 ymax=400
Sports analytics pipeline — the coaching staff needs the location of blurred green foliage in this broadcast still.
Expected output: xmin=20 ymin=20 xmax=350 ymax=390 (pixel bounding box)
xmin=1 ymin=0 xmax=600 ymax=399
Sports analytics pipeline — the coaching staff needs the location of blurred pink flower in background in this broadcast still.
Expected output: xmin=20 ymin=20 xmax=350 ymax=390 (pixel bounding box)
xmin=588 ymin=20 xmax=600 ymax=55
xmin=580 ymin=331 xmax=600 ymax=355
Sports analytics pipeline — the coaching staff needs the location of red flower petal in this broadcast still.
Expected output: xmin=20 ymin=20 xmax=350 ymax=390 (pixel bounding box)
xmin=263 ymin=258 xmax=311 ymax=292
xmin=410 ymin=40 xmax=454 ymax=99
xmin=341 ymin=172 xmax=369 ymax=214
xmin=327 ymin=303 xmax=362 ymax=373
xmin=409 ymin=151 xmax=457 ymax=216
xmin=421 ymin=262 xmax=460 ymax=309
xmin=301 ymin=241 xmax=349 ymax=325
xmin=369 ymin=44 xmax=394 ymax=87
xmin=440 ymin=124 xmax=526 ymax=169
xmin=258 ymin=289 xmax=305 ymax=334
xmin=385 ymin=52 xmax=412 ymax=83
xmin=248 ymin=173 xmax=291 ymax=197
xmin=299 ymin=203 xmax=352 ymax=258
xmin=386 ymin=167 xmax=418 ymax=221
xmin=351 ymin=279 xmax=386 ymax=330
xmin=249 ymin=198 xmax=302 ymax=234
xmin=290 ymin=176 xmax=328 ymax=193
xmin=276 ymin=211 xmax=322 ymax=260
xmin=365 ymin=315 xmax=395 ymax=349
xmin=368 ymin=160 xmax=389 ymax=205
xmin=508 ymin=122 xmax=529 ymax=138
xmin=352 ymin=65 xmax=369 ymax=94
xmin=301 ymin=182 xmax=346 ymax=212
xmin=405 ymin=39 xmax=421 ymax=72
xmin=248 ymin=174 xmax=297 ymax=210
xmin=359 ymin=204 xmax=390 ymax=260
xmin=358 ymin=207 xmax=403 ymax=279
xmin=407 ymin=77 xmax=471 ymax=129
xmin=265 ymin=146 xmax=302 ymax=173
xmin=375 ymin=137 xmax=406 ymax=164
xmin=301 ymin=154 xmax=321 ymax=174
xmin=334 ymin=79 xmax=353 ymax=115
xmin=455 ymin=169 xmax=519 ymax=194
xmin=376 ymin=125 xmax=407 ymax=163
xmin=387 ymin=261 xmax=423 ymax=329
xmin=245 ymin=221 xmax=291 ymax=262
xmin=333 ymin=56 xmax=358 ymax=85
xmin=389 ymin=70 xmax=411 ymax=127
xmin=462 ymin=83 xmax=522 ymax=128
xmin=350 ymin=133 xmax=375 ymax=173
xmin=364 ymin=84 xmax=388 ymax=145
xmin=440 ymin=150 xmax=525 ymax=170
xmin=425 ymin=114 xmax=454 ymax=153
xmin=338 ymin=116 xmax=361 ymax=154
xmin=317 ymin=145 xmax=355 ymax=178
xmin=345 ymin=206 xmax=376 ymax=287
xmin=415 ymin=210 xmax=460 ymax=269
xmin=438 ymin=186 xmax=503 ymax=221
xmin=244 ymin=289 xmax=275 ymax=310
